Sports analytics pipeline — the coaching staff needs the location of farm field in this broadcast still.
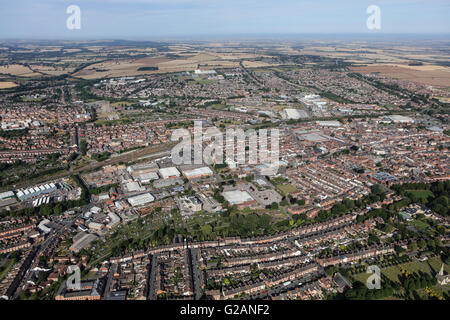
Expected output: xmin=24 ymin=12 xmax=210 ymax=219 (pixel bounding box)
xmin=350 ymin=64 xmax=450 ymax=87
xmin=0 ymin=81 xmax=18 ymax=89
xmin=0 ymin=64 xmax=41 ymax=77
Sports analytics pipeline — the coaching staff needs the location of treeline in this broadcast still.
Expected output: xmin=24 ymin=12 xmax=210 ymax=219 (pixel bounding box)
xmin=342 ymin=281 xmax=395 ymax=300
xmin=320 ymin=91 xmax=355 ymax=104
xmin=391 ymin=180 xmax=450 ymax=216
xmin=91 ymin=151 xmax=111 ymax=162
xmin=0 ymin=128 xmax=29 ymax=138
xmin=137 ymin=66 xmax=158 ymax=71
xmin=89 ymin=183 xmax=118 ymax=195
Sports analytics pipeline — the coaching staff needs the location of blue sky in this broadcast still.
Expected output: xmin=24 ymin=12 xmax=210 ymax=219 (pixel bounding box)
xmin=0 ymin=0 xmax=449 ymax=39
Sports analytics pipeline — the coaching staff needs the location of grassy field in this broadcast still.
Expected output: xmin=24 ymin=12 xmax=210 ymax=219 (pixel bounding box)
xmin=352 ymin=272 xmax=371 ymax=284
xmin=411 ymin=219 xmax=430 ymax=230
xmin=382 ymin=261 xmax=431 ymax=283
xmin=209 ymin=104 xmax=227 ymax=110
xmin=426 ymin=256 xmax=450 ymax=274
xmin=406 ymin=190 xmax=434 ymax=200
xmin=277 ymin=184 xmax=298 ymax=196
xmin=351 ymin=258 xmax=450 ymax=300
xmin=352 ymin=260 xmax=435 ymax=285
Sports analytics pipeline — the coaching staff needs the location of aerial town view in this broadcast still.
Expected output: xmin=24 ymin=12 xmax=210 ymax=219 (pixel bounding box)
xmin=0 ymin=0 xmax=449 ymax=312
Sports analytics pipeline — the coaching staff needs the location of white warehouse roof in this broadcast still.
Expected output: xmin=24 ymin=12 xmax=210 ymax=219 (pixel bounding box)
xmin=159 ymin=167 xmax=181 ymax=179
xmin=183 ymin=167 xmax=213 ymax=179
xmin=222 ymin=190 xmax=254 ymax=205
xmin=128 ymin=193 xmax=155 ymax=207
xmin=0 ymin=191 xmax=15 ymax=199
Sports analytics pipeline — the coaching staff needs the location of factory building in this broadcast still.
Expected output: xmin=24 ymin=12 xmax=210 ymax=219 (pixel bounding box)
xmin=222 ymin=190 xmax=258 ymax=209
xmin=127 ymin=193 xmax=155 ymax=207
xmin=16 ymin=183 xmax=57 ymax=201
xmin=158 ymin=167 xmax=181 ymax=179
xmin=182 ymin=167 xmax=213 ymax=180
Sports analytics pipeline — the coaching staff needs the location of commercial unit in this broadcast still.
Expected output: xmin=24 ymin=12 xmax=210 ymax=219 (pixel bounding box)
xmin=16 ymin=183 xmax=57 ymax=201
xmin=127 ymin=193 xmax=155 ymax=207
xmin=136 ymin=172 xmax=159 ymax=184
xmin=182 ymin=167 xmax=213 ymax=180
xmin=316 ymin=121 xmax=342 ymax=127
xmin=222 ymin=190 xmax=258 ymax=209
xmin=0 ymin=191 xmax=15 ymax=200
xmin=158 ymin=167 xmax=181 ymax=179
xmin=284 ymin=109 xmax=308 ymax=120
xmin=386 ymin=115 xmax=414 ymax=124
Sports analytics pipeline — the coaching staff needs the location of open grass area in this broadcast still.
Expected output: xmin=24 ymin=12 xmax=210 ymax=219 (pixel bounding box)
xmin=209 ymin=103 xmax=227 ymax=110
xmin=382 ymin=261 xmax=431 ymax=283
xmin=277 ymin=184 xmax=298 ymax=196
xmin=406 ymin=190 xmax=434 ymax=200
xmin=82 ymin=270 xmax=99 ymax=280
xmin=410 ymin=219 xmax=430 ymax=230
xmin=426 ymin=256 xmax=450 ymax=274
xmin=352 ymin=272 xmax=371 ymax=284
xmin=415 ymin=285 xmax=450 ymax=300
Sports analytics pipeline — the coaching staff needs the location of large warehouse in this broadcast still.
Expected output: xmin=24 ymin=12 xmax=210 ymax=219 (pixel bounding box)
xmin=222 ymin=190 xmax=258 ymax=208
xmin=127 ymin=193 xmax=155 ymax=207
xmin=182 ymin=167 xmax=213 ymax=180
xmin=158 ymin=167 xmax=181 ymax=179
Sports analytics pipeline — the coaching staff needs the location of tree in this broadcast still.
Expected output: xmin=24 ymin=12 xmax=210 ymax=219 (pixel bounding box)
xmin=80 ymin=139 xmax=88 ymax=155
xmin=53 ymin=204 xmax=63 ymax=215
xmin=417 ymin=239 xmax=427 ymax=250
xmin=200 ymin=225 xmax=212 ymax=238
xmin=408 ymin=242 xmax=418 ymax=252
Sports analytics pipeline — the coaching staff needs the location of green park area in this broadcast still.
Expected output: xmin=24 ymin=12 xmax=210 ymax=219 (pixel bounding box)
xmin=406 ymin=190 xmax=434 ymax=200
xmin=381 ymin=261 xmax=430 ymax=283
xmin=269 ymin=176 xmax=297 ymax=195
xmin=349 ymin=256 xmax=450 ymax=300
xmin=277 ymin=184 xmax=298 ymax=196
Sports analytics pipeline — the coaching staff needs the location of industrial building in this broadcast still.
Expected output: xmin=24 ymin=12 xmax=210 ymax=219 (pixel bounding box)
xmin=136 ymin=172 xmax=159 ymax=184
xmin=386 ymin=115 xmax=415 ymax=124
xmin=182 ymin=167 xmax=213 ymax=180
xmin=125 ymin=181 xmax=145 ymax=193
xmin=283 ymin=109 xmax=308 ymax=120
xmin=316 ymin=120 xmax=342 ymax=127
xmin=222 ymin=190 xmax=258 ymax=208
xmin=0 ymin=191 xmax=15 ymax=200
xmin=158 ymin=167 xmax=181 ymax=179
xmin=16 ymin=183 xmax=57 ymax=201
xmin=127 ymin=193 xmax=155 ymax=207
